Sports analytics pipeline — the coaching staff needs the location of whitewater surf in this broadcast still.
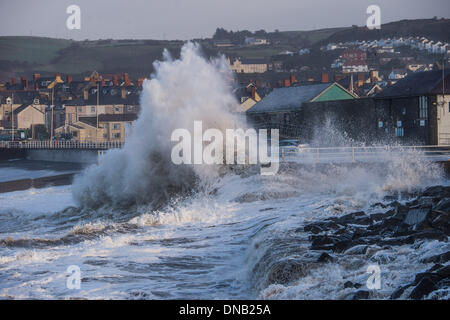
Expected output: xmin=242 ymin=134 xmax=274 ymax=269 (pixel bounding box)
xmin=0 ymin=43 xmax=449 ymax=300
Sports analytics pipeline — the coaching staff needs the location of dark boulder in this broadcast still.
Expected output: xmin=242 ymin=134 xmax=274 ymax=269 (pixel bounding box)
xmin=351 ymin=290 xmax=370 ymax=300
xmin=431 ymin=212 xmax=450 ymax=234
xmin=317 ymin=252 xmax=336 ymax=263
xmin=409 ymin=277 xmax=437 ymax=299
xmin=420 ymin=251 xmax=450 ymax=264
xmin=422 ymin=186 xmax=450 ymax=198
xmin=344 ymin=281 xmax=362 ymax=289
xmin=403 ymin=207 xmax=432 ymax=230
xmin=433 ymin=198 xmax=450 ymax=213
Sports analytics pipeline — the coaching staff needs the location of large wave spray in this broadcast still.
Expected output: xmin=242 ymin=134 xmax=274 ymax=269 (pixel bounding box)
xmin=72 ymin=43 xmax=245 ymax=208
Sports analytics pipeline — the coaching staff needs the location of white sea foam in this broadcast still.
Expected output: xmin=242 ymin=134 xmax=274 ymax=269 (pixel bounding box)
xmin=72 ymin=42 xmax=246 ymax=208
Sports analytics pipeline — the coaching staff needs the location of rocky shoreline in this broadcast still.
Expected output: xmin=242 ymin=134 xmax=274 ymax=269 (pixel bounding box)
xmin=302 ymin=185 xmax=450 ymax=299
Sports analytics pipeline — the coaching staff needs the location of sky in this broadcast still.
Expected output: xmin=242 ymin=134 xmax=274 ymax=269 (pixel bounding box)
xmin=0 ymin=0 xmax=449 ymax=40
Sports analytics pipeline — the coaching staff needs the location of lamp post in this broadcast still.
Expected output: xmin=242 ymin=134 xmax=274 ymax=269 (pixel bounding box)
xmin=10 ymin=93 xmax=14 ymax=142
xmin=96 ymin=82 xmax=99 ymax=142
xmin=51 ymin=104 xmax=54 ymax=140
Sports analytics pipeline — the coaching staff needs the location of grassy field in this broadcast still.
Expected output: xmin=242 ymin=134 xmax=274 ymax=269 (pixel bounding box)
xmin=0 ymin=36 xmax=72 ymax=65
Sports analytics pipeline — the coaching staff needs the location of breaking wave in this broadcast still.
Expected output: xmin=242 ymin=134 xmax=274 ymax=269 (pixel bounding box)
xmin=72 ymin=42 xmax=245 ymax=208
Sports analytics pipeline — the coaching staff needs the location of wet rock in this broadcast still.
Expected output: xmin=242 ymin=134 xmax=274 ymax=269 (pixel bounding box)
xmin=317 ymin=252 xmax=336 ymax=263
xmin=335 ymin=211 xmax=369 ymax=224
xmin=392 ymin=204 xmax=409 ymax=220
xmin=303 ymin=224 xmax=323 ymax=234
xmin=370 ymin=211 xmax=394 ymax=222
xmin=390 ymin=285 xmax=409 ymax=299
xmin=422 ymin=186 xmax=450 ymax=198
xmin=409 ymin=277 xmax=437 ymax=299
xmin=434 ymin=198 xmax=450 ymax=213
xmin=370 ymin=202 xmax=388 ymax=209
xmin=344 ymin=281 xmax=362 ymax=289
xmin=431 ymin=212 xmax=450 ymax=234
xmin=404 ymin=207 xmax=432 ymax=230
xmin=420 ymin=251 xmax=450 ymax=264
xmin=344 ymin=245 xmax=369 ymax=255
xmin=351 ymin=290 xmax=370 ymax=300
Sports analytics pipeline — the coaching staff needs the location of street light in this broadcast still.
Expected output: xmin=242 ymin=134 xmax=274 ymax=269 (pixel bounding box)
xmin=10 ymin=93 xmax=14 ymax=142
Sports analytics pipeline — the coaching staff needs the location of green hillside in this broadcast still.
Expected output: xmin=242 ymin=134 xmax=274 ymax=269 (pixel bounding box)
xmin=0 ymin=18 xmax=448 ymax=81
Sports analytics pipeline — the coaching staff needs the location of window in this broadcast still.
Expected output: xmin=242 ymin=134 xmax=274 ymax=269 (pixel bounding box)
xmin=402 ymin=107 xmax=406 ymax=115
xmin=91 ymin=107 xmax=96 ymax=113
xmin=420 ymin=120 xmax=426 ymax=126
xmin=378 ymin=121 xmax=383 ymax=128
xmin=397 ymin=120 xmax=402 ymax=127
xmin=395 ymin=128 xmax=404 ymax=137
xmin=113 ymin=133 xmax=121 ymax=139
xmin=114 ymin=107 xmax=120 ymax=112
xmin=78 ymin=107 xmax=82 ymax=113
xmin=448 ymin=102 xmax=450 ymax=113
xmin=113 ymin=123 xmax=121 ymax=130
xmin=419 ymin=96 xmax=428 ymax=118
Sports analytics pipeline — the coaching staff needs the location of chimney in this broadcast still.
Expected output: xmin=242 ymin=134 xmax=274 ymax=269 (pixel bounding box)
xmin=66 ymin=75 xmax=72 ymax=84
xmin=83 ymin=89 xmax=89 ymax=100
xmin=284 ymin=79 xmax=291 ymax=87
xmin=21 ymin=76 xmax=28 ymax=90
xmin=11 ymin=77 xmax=17 ymax=85
xmin=113 ymin=75 xmax=119 ymax=86
xmin=121 ymin=87 xmax=126 ymax=99
xmin=33 ymin=73 xmax=40 ymax=81
xmin=321 ymin=72 xmax=329 ymax=83
xmin=290 ymin=74 xmax=297 ymax=84
xmin=370 ymin=70 xmax=379 ymax=84
xmin=251 ymin=86 xmax=256 ymax=99
xmin=357 ymin=73 xmax=364 ymax=87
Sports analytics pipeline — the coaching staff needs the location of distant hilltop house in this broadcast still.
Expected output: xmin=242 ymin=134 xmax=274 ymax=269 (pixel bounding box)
xmin=388 ymin=69 xmax=408 ymax=80
xmin=244 ymin=37 xmax=268 ymax=46
xmin=213 ymin=39 xmax=234 ymax=48
xmin=326 ymin=36 xmax=449 ymax=56
xmin=341 ymin=49 xmax=368 ymax=73
xmin=298 ymin=48 xmax=310 ymax=55
xmin=229 ymin=57 xmax=270 ymax=73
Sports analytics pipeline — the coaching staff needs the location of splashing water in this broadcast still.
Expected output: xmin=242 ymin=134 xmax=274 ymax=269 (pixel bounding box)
xmin=72 ymin=43 xmax=246 ymax=208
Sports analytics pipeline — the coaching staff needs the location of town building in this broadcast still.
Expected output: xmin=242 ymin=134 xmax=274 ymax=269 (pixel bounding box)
xmin=229 ymin=58 xmax=269 ymax=73
xmin=246 ymin=82 xmax=357 ymax=137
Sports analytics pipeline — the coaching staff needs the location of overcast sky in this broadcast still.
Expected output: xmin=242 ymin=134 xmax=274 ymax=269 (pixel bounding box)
xmin=0 ymin=0 xmax=449 ymax=40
